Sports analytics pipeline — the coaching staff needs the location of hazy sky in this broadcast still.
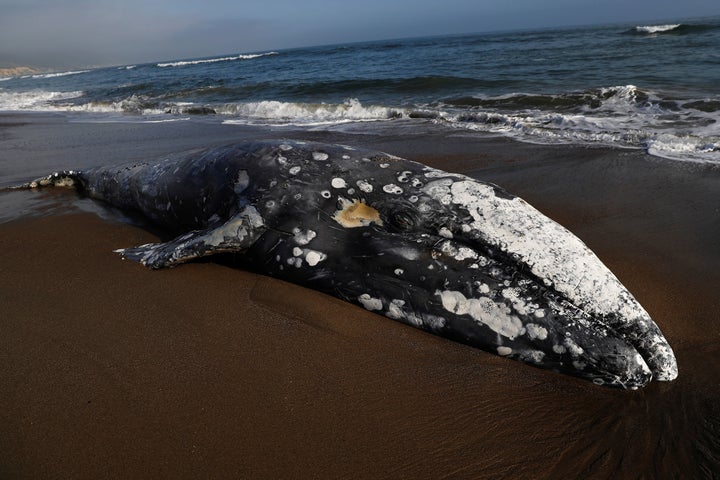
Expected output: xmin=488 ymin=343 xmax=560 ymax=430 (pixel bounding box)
xmin=1 ymin=0 xmax=718 ymax=68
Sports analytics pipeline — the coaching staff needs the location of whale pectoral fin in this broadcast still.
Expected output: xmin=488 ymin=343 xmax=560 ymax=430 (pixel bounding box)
xmin=115 ymin=206 xmax=266 ymax=269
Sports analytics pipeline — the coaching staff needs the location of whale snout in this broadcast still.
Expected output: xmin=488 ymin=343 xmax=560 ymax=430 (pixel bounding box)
xmin=559 ymin=328 xmax=653 ymax=389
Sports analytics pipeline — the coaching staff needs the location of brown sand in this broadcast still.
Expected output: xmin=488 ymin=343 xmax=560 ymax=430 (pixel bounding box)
xmin=1 ymin=115 xmax=719 ymax=479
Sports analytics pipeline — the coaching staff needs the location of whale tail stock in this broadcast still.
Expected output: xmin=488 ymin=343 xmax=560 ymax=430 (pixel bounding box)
xmin=11 ymin=171 xmax=86 ymax=191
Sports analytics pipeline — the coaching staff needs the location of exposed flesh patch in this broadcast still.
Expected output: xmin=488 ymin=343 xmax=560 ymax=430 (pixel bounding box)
xmin=333 ymin=198 xmax=384 ymax=228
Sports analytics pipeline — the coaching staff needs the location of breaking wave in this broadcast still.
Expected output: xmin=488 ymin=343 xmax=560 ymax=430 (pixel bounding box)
xmin=157 ymin=52 xmax=278 ymax=68
xmin=438 ymin=85 xmax=720 ymax=163
xmin=0 ymin=89 xmax=85 ymax=110
xmin=626 ymin=23 xmax=719 ymax=35
xmin=634 ymin=24 xmax=682 ymax=34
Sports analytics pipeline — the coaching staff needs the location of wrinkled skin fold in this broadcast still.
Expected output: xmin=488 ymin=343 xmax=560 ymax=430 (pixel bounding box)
xmin=22 ymin=140 xmax=678 ymax=388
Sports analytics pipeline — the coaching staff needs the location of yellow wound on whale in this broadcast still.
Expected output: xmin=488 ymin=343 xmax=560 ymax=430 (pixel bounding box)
xmin=333 ymin=198 xmax=383 ymax=228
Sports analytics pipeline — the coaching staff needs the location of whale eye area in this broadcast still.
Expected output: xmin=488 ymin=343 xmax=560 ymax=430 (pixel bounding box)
xmin=388 ymin=211 xmax=416 ymax=231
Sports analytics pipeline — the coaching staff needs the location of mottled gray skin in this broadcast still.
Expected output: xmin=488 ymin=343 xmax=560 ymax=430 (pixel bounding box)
xmin=24 ymin=140 xmax=677 ymax=388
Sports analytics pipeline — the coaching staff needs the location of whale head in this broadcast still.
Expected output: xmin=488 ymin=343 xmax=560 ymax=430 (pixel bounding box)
xmin=248 ymin=142 xmax=677 ymax=388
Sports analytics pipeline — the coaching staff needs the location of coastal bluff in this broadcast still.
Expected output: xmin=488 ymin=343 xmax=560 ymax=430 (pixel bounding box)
xmin=0 ymin=66 xmax=40 ymax=77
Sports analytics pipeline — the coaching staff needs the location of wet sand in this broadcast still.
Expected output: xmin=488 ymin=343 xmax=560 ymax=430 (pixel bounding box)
xmin=1 ymin=114 xmax=719 ymax=479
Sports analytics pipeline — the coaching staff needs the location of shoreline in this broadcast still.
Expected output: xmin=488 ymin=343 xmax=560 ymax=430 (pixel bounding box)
xmin=1 ymin=113 xmax=719 ymax=478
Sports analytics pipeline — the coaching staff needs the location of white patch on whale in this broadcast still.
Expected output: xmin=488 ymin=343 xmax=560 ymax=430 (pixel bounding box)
xmin=436 ymin=290 xmax=525 ymax=340
xmin=525 ymin=323 xmax=548 ymax=341
xmin=383 ymin=184 xmax=403 ymax=194
xmin=305 ymin=250 xmax=327 ymax=266
xmin=497 ymin=346 xmax=512 ymax=356
xmin=358 ymin=294 xmax=383 ymax=311
xmin=422 ymin=176 xmax=677 ymax=381
xmin=293 ymin=228 xmax=317 ymax=245
xmin=356 ymin=180 xmax=373 ymax=193
xmin=331 ymin=178 xmax=347 ymax=189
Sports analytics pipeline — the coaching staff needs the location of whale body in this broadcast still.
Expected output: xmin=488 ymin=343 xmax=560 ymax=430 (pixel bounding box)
xmin=23 ymin=140 xmax=678 ymax=388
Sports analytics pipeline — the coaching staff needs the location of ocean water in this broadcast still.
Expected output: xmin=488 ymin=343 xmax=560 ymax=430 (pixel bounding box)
xmin=2 ymin=17 xmax=720 ymax=162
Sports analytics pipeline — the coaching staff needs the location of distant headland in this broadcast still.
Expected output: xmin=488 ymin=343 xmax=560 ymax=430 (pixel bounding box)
xmin=0 ymin=66 xmax=42 ymax=78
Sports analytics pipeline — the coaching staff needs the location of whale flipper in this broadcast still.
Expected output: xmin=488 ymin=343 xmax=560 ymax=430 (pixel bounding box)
xmin=116 ymin=206 xmax=266 ymax=269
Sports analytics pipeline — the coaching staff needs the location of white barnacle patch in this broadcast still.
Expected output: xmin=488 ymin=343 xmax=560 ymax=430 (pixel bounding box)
xmin=388 ymin=247 xmax=420 ymax=261
xmin=564 ymin=338 xmax=584 ymax=357
xmin=356 ymin=180 xmax=373 ymax=193
xmin=305 ymin=250 xmax=327 ymax=266
xmin=438 ymin=227 xmax=453 ymax=239
xmin=525 ymin=323 xmax=548 ymax=341
xmin=383 ymin=184 xmax=404 ymax=195
xmin=440 ymin=179 xmax=656 ymax=342
xmin=358 ymin=294 xmax=383 ymax=311
xmin=423 ymin=178 xmax=454 ymax=205
xmin=234 ymin=170 xmax=250 ymax=195
xmin=277 ymin=155 xmax=288 ymax=165
xmin=292 ymin=247 xmax=303 ymax=257
xmin=286 ymin=257 xmax=303 ymax=268
xmin=408 ymin=195 xmax=419 ymax=203
xmin=519 ymin=350 xmax=546 ymax=363
xmin=386 ymin=299 xmax=423 ymax=327
xmin=386 ymin=299 xmax=405 ymax=320
xmin=501 ymin=287 xmax=534 ymax=316
xmin=439 ymin=241 xmax=477 ymax=262
xmin=289 ymin=166 xmax=302 ymax=175
xmin=397 ymin=171 xmax=412 ymax=183
xmin=321 ymin=190 xmax=332 ymax=199
xmin=497 ymin=346 xmax=513 ymax=356
xmin=411 ymin=178 xmax=423 ymax=188
xmin=312 ymin=151 xmax=329 ymax=161
xmin=379 ymin=163 xmax=390 ymax=168
xmin=293 ymin=228 xmax=317 ymax=245
xmin=279 ymin=144 xmax=293 ymax=151
xmin=436 ymin=290 xmax=525 ymax=340
xmin=394 ymin=268 xmax=404 ymax=276
xmin=331 ymin=178 xmax=347 ymax=189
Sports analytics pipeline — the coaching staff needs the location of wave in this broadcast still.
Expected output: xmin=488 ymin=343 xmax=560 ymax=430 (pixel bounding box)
xmin=157 ymin=52 xmax=278 ymax=68
xmin=218 ymin=98 xmax=403 ymax=125
xmin=626 ymin=23 xmax=720 ymax=35
xmin=441 ymin=85 xmax=653 ymax=113
xmin=27 ymin=70 xmax=90 ymax=79
xmin=634 ymin=24 xmax=682 ymax=34
xmin=438 ymin=85 xmax=720 ymax=163
xmin=0 ymin=89 xmax=84 ymax=110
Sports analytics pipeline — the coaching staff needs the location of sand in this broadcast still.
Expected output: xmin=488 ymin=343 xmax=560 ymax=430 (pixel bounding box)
xmin=1 ymin=114 xmax=719 ymax=479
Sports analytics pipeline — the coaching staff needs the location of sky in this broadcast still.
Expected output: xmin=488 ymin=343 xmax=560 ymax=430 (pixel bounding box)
xmin=1 ymin=0 xmax=719 ymax=68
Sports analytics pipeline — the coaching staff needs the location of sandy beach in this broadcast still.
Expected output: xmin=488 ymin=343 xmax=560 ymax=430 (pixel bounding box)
xmin=1 ymin=114 xmax=719 ymax=479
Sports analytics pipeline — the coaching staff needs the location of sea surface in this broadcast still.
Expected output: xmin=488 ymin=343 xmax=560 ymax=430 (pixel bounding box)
xmin=2 ymin=17 xmax=720 ymax=163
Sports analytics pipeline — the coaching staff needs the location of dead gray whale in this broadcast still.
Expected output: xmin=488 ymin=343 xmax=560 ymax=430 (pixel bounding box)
xmin=22 ymin=140 xmax=678 ymax=388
